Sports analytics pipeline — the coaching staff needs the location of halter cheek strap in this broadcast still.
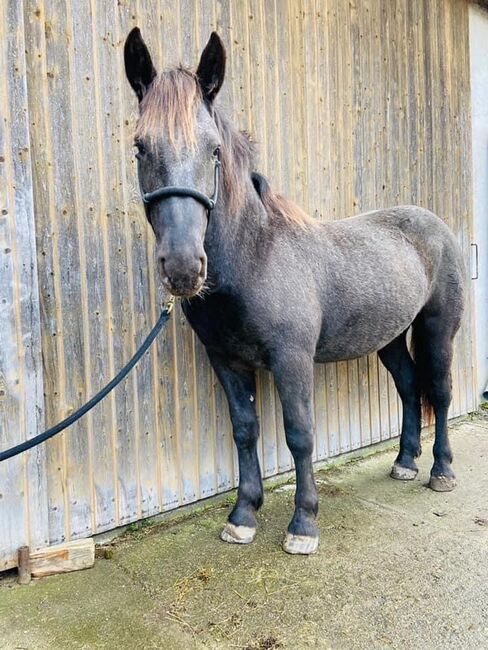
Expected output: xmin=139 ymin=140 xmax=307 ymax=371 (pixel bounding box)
xmin=139 ymin=150 xmax=221 ymax=213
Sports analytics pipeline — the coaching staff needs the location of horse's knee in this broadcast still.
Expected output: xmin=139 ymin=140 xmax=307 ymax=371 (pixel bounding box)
xmin=285 ymin=424 xmax=314 ymax=459
xmin=282 ymin=401 xmax=313 ymax=454
xmin=232 ymin=416 xmax=259 ymax=450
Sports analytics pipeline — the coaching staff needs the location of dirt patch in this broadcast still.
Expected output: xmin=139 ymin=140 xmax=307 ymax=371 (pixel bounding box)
xmin=244 ymin=636 xmax=283 ymax=650
xmin=474 ymin=516 xmax=488 ymax=527
xmin=316 ymin=482 xmax=347 ymax=497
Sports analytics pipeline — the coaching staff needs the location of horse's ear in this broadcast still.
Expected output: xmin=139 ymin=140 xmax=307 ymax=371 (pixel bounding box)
xmin=124 ymin=27 xmax=157 ymax=102
xmin=196 ymin=32 xmax=226 ymax=104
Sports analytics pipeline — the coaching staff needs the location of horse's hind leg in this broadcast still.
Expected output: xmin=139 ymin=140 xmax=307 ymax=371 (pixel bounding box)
xmin=413 ymin=310 xmax=460 ymax=492
xmin=379 ymin=331 xmax=422 ymax=480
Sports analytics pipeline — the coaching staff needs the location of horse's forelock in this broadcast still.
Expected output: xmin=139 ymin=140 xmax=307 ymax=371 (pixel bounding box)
xmin=135 ymin=67 xmax=202 ymax=149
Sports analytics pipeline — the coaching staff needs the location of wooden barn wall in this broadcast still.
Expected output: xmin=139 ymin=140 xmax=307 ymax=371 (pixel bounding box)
xmin=0 ymin=0 xmax=49 ymax=570
xmin=0 ymin=0 xmax=476 ymax=566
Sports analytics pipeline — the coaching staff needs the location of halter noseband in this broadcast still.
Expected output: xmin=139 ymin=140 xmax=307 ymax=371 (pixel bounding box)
xmin=139 ymin=150 xmax=221 ymax=213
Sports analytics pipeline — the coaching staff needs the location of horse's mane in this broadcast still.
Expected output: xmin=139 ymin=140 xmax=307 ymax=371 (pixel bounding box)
xmin=250 ymin=172 xmax=312 ymax=228
xmin=136 ymin=66 xmax=311 ymax=225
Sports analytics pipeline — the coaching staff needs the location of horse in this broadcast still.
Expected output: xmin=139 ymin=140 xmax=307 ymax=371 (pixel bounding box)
xmin=124 ymin=29 xmax=465 ymax=555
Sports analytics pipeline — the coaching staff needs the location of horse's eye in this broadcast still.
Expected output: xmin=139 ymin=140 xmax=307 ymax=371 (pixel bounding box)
xmin=213 ymin=146 xmax=221 ymax=159
xmin=134 ymin=142 xmax=146 ymax=159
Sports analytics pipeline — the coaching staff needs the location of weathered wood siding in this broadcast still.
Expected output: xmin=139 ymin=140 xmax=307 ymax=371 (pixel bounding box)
xmin=0 ymin=0 xmax=476 ymax=567
xmin=0 ymin=0 xmax=48 ymax=570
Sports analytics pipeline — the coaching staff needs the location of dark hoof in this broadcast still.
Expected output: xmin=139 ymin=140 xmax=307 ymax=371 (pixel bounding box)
xmin=429 ymin=475 xmax=456 ymax=492
xmin=390 ymin=462 xmax=418 ymax=481
xmin=282 ymin=533 xmax=319 ymax=555
xmin=220 ymin=522 xmax=256 ymax=544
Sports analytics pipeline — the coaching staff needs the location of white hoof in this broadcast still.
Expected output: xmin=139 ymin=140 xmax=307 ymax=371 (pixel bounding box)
xmin=220 ymin=522 xmax=256 ymax=544
xmin=282 ymin=533 xmax=319 ymax=555
xmin=390 ymin=463 xmax=418 ymax=481
xmin=429 ymin=475 xmax=456 ymax=492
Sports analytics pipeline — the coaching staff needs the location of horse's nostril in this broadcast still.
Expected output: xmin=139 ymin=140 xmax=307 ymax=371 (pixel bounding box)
xmin=159 ymin=257 xmax=166 ymax=275
xmin=199 ymin=256 xmax=206 ymax=276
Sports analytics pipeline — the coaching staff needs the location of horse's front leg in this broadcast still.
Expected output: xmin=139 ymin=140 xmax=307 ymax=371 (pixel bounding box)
xmin=209 ymin=354 xmax=263 ymax=544
xmin=272 ymin=350 xmax=319 ymax=555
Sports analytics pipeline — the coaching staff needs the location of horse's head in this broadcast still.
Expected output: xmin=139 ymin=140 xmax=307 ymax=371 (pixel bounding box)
xmin=124 ymin=28 xmax=226 ymax=298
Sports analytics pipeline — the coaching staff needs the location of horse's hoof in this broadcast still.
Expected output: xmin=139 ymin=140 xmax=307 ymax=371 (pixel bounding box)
xmin=282 ymin=533 xmax=319 ymax=555
xmin=390 ymin=463 xmax=418 ymax=481
xmin=220 ymin=522 xmax=256 ymax=544
xmin=429 ymin=475 xmax=456 ymax=492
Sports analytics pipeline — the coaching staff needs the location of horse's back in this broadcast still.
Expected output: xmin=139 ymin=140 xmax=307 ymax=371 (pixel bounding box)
xmin=325 ymin=204 xmax=464 ymax=285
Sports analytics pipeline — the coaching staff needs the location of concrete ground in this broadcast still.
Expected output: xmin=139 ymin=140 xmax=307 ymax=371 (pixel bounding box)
xmin=1 ymin=414 xmax=487 ymax=650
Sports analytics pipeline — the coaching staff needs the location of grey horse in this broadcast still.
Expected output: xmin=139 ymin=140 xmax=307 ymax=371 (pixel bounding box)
xmin=124 ymin=29 xmax=465 ymax=555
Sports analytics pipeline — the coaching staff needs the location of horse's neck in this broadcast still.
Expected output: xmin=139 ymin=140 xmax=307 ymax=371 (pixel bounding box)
xmin=205 ymin=178 xmax=269 ymax=289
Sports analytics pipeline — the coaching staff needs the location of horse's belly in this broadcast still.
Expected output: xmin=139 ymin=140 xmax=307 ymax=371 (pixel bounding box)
xmin=314 ymin=325 xmax=405 ymax=362
xmin=314 ymin=295 xmax=423 ymax=362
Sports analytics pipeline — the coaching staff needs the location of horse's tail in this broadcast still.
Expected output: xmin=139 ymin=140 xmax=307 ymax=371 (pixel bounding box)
xmin=411 ymin=312 xmax=434 ymax=426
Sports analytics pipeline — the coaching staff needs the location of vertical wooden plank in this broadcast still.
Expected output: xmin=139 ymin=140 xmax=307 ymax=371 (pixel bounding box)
xmin=23 ymin=0 xmax=68 ymax=546
xmin=0 ymin=0 xmax=49 ymax=570
xmin=378 ymin=360 xmax=391 ymax=442
xmin=358 ymin=356 xmax=372 ymax=448
xmin=115 ymin=1 xmax=162 ymax=519
xmin=454 ymin=0 xmax=474 ymax=415
xmin=348 ymin=361 xmax=362 ymax=449
xmin=91 ymin=0 xmax=138 ymax=525
xmin=368 ymin=354 xmax=381 ymax=444
xmin=43 ymin=0 xmax=94 ymax=540
xmin=326 ymin=0 xmax=340 ymax=219
xmin=8 ymin=0 xmax=49 ymax=554
xmin=64 ymin=0 xmax=115 ymax=536
xmin=286 ymin=0 xmax=307 ymax=210
xmin=463 ymin=0 xmax=477 ymax=412
xmin=325 ymin=363 xmax=340 ymax=456
xmin=337 ymin=360 xmax=351 ymax=453
xmin=25 ymin=0 xmax=90 ymax=543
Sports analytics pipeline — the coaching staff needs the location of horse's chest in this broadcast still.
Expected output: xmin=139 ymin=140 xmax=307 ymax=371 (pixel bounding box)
xmin=182 ymin=295 xmax=269 ymax=369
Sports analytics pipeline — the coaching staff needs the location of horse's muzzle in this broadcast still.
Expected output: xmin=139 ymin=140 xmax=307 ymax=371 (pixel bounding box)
xmin=159 ymin=254 xmax=206 ymax=298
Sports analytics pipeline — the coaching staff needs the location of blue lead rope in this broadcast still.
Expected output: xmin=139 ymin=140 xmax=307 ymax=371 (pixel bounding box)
xmin=0 ymin=299 xmax=174 ymax=463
